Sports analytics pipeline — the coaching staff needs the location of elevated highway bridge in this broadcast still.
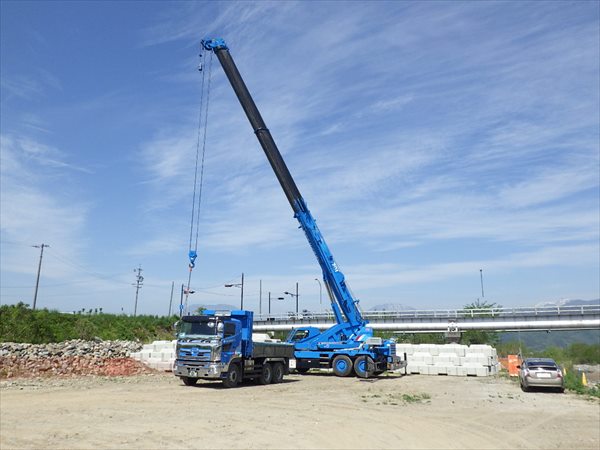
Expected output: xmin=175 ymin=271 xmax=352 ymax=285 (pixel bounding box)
xmin=253 ymin=305 xmax=600 ymax=334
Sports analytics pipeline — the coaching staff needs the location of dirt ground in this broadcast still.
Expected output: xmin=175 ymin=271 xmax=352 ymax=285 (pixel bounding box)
xmin=1 ymin=372 xmax=599 ymax=450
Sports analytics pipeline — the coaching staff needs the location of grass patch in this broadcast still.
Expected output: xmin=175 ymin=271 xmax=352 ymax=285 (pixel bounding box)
xmin=361 ymin=392 xmax=431 ymax=405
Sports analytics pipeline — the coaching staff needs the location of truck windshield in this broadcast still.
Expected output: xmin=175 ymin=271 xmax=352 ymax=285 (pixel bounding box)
xmin=179 ymin=320 xmax=223 ymax=337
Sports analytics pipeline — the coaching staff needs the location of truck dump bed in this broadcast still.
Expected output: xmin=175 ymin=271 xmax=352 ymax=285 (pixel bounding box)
xmin=253 ymin=342 xmax=295 ymax=359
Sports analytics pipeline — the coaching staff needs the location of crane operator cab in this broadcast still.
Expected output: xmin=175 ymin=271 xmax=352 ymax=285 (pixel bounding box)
xmin=287 ymin=327 xmax=321 ymax=343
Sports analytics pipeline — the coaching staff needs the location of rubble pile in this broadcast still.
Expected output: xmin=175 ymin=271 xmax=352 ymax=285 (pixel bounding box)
xmin=0 ymin=340 xmax=153 ymax=379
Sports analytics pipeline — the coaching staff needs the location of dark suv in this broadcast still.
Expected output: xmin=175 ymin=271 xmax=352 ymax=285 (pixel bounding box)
xmin=518 ymin=358 xmax=564 ymax=393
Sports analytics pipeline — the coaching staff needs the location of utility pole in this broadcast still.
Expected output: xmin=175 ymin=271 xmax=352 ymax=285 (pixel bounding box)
xmin=168 ymin=281 xmax=175 ymax=316
xmin=32 ymin=243 xmax=49 ymax=310
xmin=132 ymin=265 xmax=144 ymax=316
xmin=315 ymin=278 xmax=322 ymax=311
xmin=259 ymin=279 xmax=262 ymax=315
xmin=179 ymin=283 xmax=185 ymax=318
xmin=225 ymin=273 xmax=244 ymax=309
xmin=241 ymin=272 xmax=244 ymax=309
xmin=284 ymin=282 xmax=299 ymax=314
xmin=480 ymin=268 xmax=485 ymax=298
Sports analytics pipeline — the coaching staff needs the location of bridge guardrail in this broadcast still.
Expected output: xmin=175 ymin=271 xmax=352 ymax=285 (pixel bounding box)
xmin=254 ymin=304 xmax=600 ymax=322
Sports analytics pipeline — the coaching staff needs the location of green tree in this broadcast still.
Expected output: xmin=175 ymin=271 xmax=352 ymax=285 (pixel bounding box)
xmin=461 ymin=299 xmax=501 ymax=346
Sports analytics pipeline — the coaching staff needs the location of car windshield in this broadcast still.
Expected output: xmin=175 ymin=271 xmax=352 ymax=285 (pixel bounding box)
xmin=178 ymin=320 xmax=222 ymax=337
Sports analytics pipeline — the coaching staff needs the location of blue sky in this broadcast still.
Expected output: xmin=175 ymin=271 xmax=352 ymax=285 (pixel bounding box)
xmin=1 ymin=1 xmax=598 ymax=316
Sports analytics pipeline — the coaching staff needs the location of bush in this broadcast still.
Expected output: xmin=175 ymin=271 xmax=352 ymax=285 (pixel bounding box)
xmin=0 ymin=303 xmax=177 ymax=343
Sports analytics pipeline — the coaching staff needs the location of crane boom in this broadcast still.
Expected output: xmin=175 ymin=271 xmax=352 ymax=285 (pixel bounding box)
xmin=202 ymin=38 xmax=365 ymax=329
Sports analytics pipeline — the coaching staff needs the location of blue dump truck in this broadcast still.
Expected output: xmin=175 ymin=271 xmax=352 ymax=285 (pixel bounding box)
xmin=173 ymin=310 xmax=295 ymax=388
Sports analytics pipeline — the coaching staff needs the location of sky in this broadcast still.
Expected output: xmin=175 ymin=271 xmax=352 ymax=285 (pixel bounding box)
xmin=1 ymin=1 xmax=599 ymax=317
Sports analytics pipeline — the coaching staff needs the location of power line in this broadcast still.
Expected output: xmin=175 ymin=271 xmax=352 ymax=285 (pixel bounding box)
xmin=44 ymin=250 xmax=130 ymax=285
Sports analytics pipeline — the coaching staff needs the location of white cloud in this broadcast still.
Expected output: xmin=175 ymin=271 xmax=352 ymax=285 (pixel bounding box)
xmin=0 ymin=135 xmax=90 ymax=277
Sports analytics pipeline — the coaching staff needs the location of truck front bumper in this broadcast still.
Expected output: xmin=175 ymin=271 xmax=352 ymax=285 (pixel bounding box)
xmin=173 ymin=361 xmax=225 ymax=380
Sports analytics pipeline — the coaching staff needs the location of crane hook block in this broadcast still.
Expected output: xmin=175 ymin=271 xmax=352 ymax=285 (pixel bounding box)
xmin=201 ymin=38 xmax=228 ymax=52
xmin=188 ymin=250 xmax=198 ymax=269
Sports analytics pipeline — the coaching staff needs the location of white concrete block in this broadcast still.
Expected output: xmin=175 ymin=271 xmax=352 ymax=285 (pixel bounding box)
xmin=476 ymin=366 xmax=489 ymax=377
xmin=406 ymin=363 xmax=424 ymax=374
xmin=466 ymin=344 xmax=496 ymax=357
xmin=432 ymin=363 xmax=450 ymax=375
xmin=396 ymin=344 xmax=415 ymax=356
xmin=151 ymin=340 xmax=172 ymax=352
xmin=411 ymin=352 xmax=434 ymax=365
xmin=423 ymin=365 xmax=443 ymax=375
xmin=461 ymin=354 xmax=488 ymax=365
xmin=416 ymin=344 xmax=439 ymax=356
xmin=447 ymin=366 xmax=468 ymax=376
xmin=139 ymin=350 xmax=153 ymax=360
xmin=440 ymin=344 xmax=466 ymax=356
xmin=462 ymin=362 xmax=489 ymax=377
xmin=434 ymin=353 xmax=460 ymax=365
xmin=161 ymin=352 xmax=175 ymax=362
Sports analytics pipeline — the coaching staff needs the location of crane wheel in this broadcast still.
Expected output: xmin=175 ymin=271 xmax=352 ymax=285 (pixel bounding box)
xmin=332 ymin=355 xmax=353 ymax=377
xmin=354 ymin=355 xmax=375 ymax=378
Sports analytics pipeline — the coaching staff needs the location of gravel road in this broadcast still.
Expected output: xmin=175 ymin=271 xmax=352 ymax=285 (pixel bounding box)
xmin=1 ymin=372 xmax=599 ymax=449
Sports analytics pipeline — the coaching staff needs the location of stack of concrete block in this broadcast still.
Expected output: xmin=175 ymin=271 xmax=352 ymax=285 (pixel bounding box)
xmin=401 ymin=343 xmax=499 ymax=377
xmin=129 ymin=340 xmax=176 ymax=371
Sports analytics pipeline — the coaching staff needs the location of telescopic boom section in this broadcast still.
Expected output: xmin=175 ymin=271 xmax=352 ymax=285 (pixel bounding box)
xmin=202 ymin=38 xmax=366 ymax=329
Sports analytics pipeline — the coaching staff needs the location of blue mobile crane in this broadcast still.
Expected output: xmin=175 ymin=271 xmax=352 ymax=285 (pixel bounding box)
xmin=202 ymin=38 xmax=404 ymax=378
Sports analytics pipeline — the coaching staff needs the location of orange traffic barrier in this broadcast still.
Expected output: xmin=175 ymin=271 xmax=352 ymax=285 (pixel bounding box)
xmin=507 ymin=354 xmax=521 ymax=377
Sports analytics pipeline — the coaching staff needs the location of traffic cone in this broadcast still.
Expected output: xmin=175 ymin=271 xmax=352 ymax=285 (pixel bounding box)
xmin=582 ymin=371 xmax=588 ymax=387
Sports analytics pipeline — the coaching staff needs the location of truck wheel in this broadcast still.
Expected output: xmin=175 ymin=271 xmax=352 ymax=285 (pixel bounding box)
xmin=354 ymin=355 xmax=375 ymax=378
xmin=257 ymin=362 xmax=273 ymax=385
xmin=332 ymin=355 xmax=353 ymax=377
xmin=223 ymin=364 xmax=241 ymax=388
xmin=182 ymin=377 xmax=198 ymax=386
xmin=272 ymin=362 xmax=285 ymax=383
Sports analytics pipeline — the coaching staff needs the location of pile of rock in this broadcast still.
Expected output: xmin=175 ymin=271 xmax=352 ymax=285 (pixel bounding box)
xmin=0 ymin=340 xmax=152 ymax=379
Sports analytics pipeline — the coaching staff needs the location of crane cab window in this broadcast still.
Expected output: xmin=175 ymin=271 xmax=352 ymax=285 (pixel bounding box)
xmin=289 ymin=329 xmax=310 ymax=342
